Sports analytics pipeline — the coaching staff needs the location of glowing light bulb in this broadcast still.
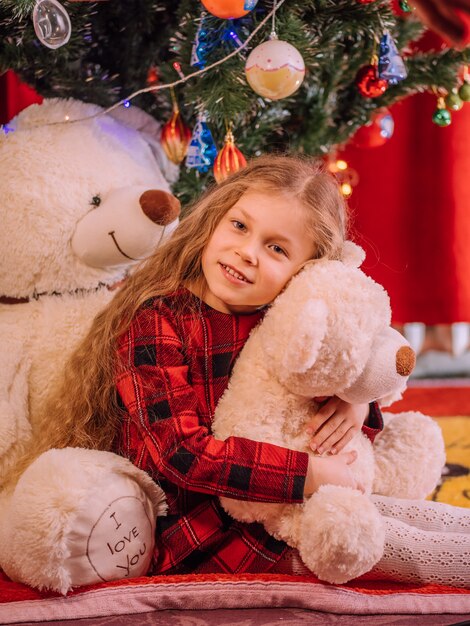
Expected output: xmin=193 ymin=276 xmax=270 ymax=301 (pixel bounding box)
xmin=172 ymin=62 xmax=185 ymax=80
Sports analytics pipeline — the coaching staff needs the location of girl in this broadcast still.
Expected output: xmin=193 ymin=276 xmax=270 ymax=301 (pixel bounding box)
xmin=8 ymin=155 xmax=469 ymax=586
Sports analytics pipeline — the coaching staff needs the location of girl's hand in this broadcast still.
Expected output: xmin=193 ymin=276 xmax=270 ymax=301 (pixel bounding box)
xmin=304 ymin=450 xmax=363 ymax=496
xmin=305 ymin=396 xmax=369 ymax=455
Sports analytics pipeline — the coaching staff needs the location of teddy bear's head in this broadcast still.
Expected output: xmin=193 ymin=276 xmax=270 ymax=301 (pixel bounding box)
xmin=259 ymin=242 xmax=415 ymax=407
xmin=0 ymin=98 xmax=180 ymax=299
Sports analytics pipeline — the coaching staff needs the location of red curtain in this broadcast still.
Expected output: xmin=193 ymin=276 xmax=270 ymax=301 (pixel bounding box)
xmin=344 ymin=92 xmax=470 ymax=325
xmin=343 ymin=28 xmax=470 ymax=326
xmin=1 ymin=70 xmax=469 ymax=325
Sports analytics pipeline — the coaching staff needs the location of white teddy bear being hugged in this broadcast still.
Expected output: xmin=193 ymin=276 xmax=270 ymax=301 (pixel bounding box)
xmin=0 ymin=98 xmax=176 ymax=593
xmin=213 ymin=242 xmax=446 ymax=584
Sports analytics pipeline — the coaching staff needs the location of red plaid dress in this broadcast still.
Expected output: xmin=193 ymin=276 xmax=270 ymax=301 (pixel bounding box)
xmin=113 ymin=289 xmax=383 ymax=575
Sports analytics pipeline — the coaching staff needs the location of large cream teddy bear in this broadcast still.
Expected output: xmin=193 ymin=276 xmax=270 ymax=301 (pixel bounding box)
xmin=213 ymin=243 xmax=446 ymax=584
xmin=0 ymin=98 xmax=178 ymax=593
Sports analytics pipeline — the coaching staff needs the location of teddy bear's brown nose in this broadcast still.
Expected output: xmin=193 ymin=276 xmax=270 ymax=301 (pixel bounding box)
xmin=139 ymin=190 xmax=181 ymax=225
xmin=396 ymin=346 xmax=416 ymax=376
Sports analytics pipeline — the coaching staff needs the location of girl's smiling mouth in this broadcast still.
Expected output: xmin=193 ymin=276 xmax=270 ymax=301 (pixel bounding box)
xmin=219 ymin=262 xmax=253 ymax=284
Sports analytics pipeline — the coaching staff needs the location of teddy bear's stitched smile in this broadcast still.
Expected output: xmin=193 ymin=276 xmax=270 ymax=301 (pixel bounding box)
xmin=108 ymin=230 xmax=139 ymax=261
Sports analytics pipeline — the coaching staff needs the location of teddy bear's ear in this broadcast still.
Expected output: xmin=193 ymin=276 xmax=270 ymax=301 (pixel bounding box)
xmin=258 ymin=297 xmax=329 ymax=376
xmin=340 ymin=241 xmax=366 ymax=268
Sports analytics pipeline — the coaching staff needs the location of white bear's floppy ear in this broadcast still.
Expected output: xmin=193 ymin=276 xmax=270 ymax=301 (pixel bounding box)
xmin=340 ymin=241 xmax=366 ymax=268
xmin=258 ymin=297 xmax=329 ymax=377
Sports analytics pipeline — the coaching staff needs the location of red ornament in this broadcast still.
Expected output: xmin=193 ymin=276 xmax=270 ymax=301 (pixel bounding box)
xmin=161 ymin=107 xmax=191 ymax=165
xmin=351 ymin=108 xmax=395 ymax=148
xmin=146 ymin=66 xmax=159 ymax=86
xmin=213 ymin=130 xmax=247 ymax=183
xmin=355 ymin=64 xmax=388 ymax=98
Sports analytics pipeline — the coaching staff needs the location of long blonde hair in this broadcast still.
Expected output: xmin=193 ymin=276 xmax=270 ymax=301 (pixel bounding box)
xmin=6 ymin=154 xmax=347 ymax=487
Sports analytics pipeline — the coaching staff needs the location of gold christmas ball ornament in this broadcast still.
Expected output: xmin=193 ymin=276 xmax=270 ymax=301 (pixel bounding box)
xmin=245 ymin=39 xmax=305 ymax=100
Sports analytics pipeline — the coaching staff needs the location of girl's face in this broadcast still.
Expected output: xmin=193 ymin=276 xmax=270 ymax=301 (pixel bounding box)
xmin=201 ymin=190 xmax=316 ymax=314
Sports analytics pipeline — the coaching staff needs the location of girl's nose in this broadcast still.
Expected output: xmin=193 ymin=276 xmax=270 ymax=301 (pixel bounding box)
xmin=237 ymin=242 xmax=258 ymax=265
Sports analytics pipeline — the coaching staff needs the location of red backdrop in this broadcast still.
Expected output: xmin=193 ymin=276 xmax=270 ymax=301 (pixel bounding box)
xmin=1 ymin=68 xmax=470 ymax=325
xmin=344 ymin=91 xmax=470 ymax=325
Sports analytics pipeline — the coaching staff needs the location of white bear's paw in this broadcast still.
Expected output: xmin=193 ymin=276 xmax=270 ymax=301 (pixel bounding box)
xmin=298 ymin=486 xmax=385 ymax=584
xmin=0 ymin=448 xmax=166 ymax=595
xmin=373 ymin=411 xmax=446 ymax=499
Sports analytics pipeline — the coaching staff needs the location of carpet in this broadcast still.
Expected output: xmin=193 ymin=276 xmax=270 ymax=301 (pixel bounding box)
xmin=1 ymin=382 xmax=469 ymax=625
xmin=390 ymin=379 xmax=470 ymax=417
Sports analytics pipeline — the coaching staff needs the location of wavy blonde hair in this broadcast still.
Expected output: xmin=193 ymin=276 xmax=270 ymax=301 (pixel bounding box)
xmin=5 ymin=154 xmax=348 ymax=487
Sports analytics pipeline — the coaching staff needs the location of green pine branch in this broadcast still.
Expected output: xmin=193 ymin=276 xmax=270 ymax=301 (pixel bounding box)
xmin=0 ymin=0 xmax=468 ymax=203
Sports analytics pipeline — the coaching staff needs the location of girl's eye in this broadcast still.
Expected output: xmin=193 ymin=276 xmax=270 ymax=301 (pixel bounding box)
xmin=270 ymin=244 xmax=287 ymax=256
xmin=231 ymin=220 xmax=246 ymax=231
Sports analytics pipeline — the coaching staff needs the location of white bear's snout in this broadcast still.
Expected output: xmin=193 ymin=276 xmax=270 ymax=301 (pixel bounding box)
xmin=71 ymin=186 xmax=179 ymax=270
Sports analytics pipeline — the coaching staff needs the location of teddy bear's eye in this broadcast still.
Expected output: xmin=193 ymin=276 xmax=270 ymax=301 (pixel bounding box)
xmin=90 ymin=195 xmax=101 ymax=207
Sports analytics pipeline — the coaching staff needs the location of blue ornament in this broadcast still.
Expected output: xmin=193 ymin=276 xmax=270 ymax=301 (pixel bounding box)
xmin=186 ymin=116 xmax=218 ymax=173
xmin=191 ymin=21 xmax=212 ymax=68
xmin=378 ymin=32 xmax=407 ymax=85
xmin=191 ymin=19 xmax=208 ymax=68
xmin=191 ymin=15 xmax=224 ymax=68
xmin=191 ymin=14 xmax=245 ymax=69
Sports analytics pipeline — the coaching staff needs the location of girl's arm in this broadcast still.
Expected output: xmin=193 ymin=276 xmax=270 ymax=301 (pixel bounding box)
xmin=116 ymin=305 xmax=309 ymax=505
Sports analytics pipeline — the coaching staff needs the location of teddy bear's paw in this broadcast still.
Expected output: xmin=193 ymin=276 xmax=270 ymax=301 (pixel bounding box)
xmin=298 ymin=486 xmax=385 ymax=584
xmin=0 ymin=448 xmax=165 ymax=595
xmin=373 ymin=411 xmax=446 ymax=499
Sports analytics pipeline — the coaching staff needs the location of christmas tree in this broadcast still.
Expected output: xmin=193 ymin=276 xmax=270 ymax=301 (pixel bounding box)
xmin=1 ymin=0 xmax=469 ymax=203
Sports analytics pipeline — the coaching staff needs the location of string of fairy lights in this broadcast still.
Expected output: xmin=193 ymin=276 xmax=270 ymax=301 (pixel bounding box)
xmin=11 ymin=0 xmax=470 ymax=188
xmin=31 ymin=0 xmax=290 ymax=124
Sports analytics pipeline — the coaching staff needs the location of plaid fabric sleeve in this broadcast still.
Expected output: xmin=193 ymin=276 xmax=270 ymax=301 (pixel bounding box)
xmin=116 ymin=307 xmax=308 ymax=504
xmin=361 ymin=401 xmax=384 ymax=443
